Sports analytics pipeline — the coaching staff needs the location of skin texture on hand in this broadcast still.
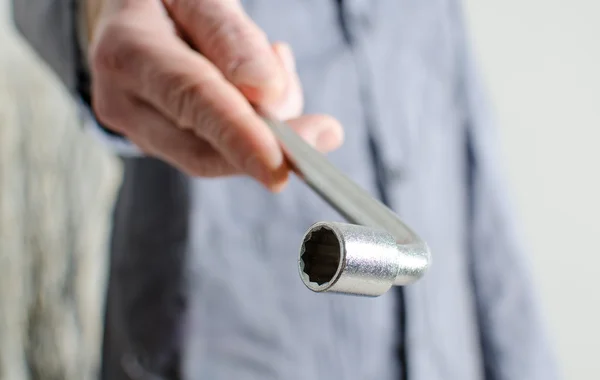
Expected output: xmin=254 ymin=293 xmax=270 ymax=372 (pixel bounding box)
xmin=85 ymin=0 xmax=344 ymax=192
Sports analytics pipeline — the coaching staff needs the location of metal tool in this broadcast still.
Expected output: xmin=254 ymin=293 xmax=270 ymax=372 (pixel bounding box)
xmin=261 ymin=113 xmax=431 ymax=297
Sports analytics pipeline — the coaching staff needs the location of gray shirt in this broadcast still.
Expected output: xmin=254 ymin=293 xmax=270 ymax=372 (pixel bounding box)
xmin=13 ymin=0 xmax=559 ymax=379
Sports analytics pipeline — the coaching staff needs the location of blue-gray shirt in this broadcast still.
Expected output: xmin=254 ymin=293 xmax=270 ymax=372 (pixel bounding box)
xmin=13 ymin=0 xmax=559 ymax=379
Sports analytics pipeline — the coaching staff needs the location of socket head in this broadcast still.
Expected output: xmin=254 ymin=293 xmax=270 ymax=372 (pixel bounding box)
xmin=298 ymin=222 xmax=401 ymax=297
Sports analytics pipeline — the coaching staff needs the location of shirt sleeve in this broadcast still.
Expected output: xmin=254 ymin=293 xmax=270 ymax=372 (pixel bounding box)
xmin=12 ymin=0 xmax=143 ymax=156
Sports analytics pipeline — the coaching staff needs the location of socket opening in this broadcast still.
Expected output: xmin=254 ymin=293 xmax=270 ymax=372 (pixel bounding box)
xmin=299 ymin=226 xmax=342 ymax=287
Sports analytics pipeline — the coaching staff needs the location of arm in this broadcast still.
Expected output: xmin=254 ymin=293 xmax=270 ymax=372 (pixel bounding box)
xmin=456 ymin=4 xmax=560 ymax=379
xmin=11 ymin=0 xmax=340 ymax=182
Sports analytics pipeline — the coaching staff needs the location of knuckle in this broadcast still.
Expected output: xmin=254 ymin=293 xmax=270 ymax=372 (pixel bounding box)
xmin=174 ymin=82 xmax=205 ymax=126
xmin=204 ymin=14 xmax=263 ymax=64
xmin=90 ymin=21 xmax=142 ymax=76
xmin=157 ymin=69 xmax=224 ymax=130
xmin=210 ymin=119 xmax=239 ymax=151
xmin=206 ymin=16 xmax=253 ymax=47
xmin=162 ymin=76 xmax=210 ymax=127
xmin=150 ymin=66 xmax=247 ymax=154
xmin=205 ymin=107 xmax=252 ymax=154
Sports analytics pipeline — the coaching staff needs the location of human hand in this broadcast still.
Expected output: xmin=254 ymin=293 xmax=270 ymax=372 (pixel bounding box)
xmin=86 ymin=0 xmax=343 ymax=191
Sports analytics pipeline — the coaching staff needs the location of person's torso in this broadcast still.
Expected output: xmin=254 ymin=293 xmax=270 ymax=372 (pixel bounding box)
xmin=108 ymin=1 xmax=484 ymax=379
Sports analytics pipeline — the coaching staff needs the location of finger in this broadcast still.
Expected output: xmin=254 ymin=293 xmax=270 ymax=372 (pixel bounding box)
xmin=127 ymin=111 xmax=342 ymax=188
xmin=92 ymin=28 xmax=288 ymax=188
xmin=264 ymin=42 xmax=304 ymax=121
xmin=261 ymin=114 xmax=344 ymax=193
xmin=164 ymin=0 xmax=287 ymax=104
xmin=286 ymin=114 xmax=344 ymax=153
xmin=123 ymin=98 xmax=241 ymax=178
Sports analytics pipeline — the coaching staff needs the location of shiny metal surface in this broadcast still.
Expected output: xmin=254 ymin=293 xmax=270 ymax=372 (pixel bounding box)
xmin=261 ymin=114 xmax=431 ymax=297
xmin=299 ymin=222 xmax=401 ymax=296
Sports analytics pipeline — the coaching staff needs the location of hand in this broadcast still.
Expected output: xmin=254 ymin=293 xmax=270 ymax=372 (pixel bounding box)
xmin=86 ymin=0 xmax=344 ymax=191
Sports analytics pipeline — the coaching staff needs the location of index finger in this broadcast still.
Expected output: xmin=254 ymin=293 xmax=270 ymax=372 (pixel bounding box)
xmin=164 ymin=0 xmax=287 ymax=104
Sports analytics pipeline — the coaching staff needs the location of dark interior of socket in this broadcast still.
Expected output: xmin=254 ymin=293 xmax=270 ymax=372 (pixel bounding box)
xmin=301 ymin=227 xmax=341 ymax=285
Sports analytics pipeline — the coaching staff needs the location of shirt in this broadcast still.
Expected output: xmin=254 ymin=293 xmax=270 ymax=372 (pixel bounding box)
xmin=13 ymin=1 xmax=559 ymax=379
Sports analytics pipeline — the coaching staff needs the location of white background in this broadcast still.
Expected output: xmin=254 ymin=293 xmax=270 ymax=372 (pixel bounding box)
xmin=2 ymin=0 xmax=599 ymax=378
xmin=464 ymin=1 xmax=600 ymax=378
